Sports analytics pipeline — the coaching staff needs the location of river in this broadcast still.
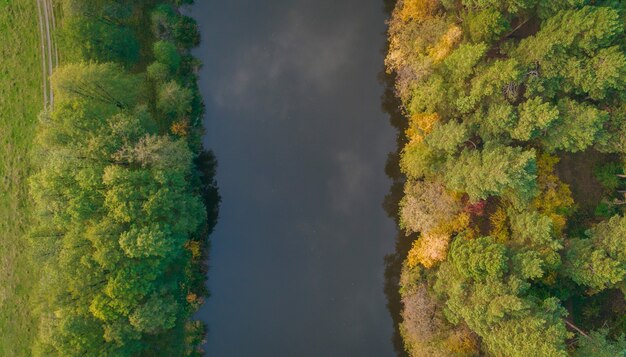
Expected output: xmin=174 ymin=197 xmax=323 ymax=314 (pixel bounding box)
xmin=191 ymin=1 xmax=398 ymax=355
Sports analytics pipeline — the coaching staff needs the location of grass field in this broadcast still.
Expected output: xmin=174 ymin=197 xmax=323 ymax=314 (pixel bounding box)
xmin=0 ymin=1 xmax=44 ymax=355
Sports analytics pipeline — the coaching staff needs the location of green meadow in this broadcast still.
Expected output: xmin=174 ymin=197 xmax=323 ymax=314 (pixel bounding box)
xmin=0 ymin=1 xmax=44 ymax=355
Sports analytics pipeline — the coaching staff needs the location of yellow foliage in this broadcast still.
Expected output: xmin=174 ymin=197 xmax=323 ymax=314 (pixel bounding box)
xmin=171 ymin=117 xmax=190 ymax=137
xmin=436 ymin=212 xmax=470 ymax=235
xmin=398 ymin=0 xmax=441 ymax=22
xmin=407 ymin=231 xmax=451 ymax=268
xmin=405 ymin=211 xmax=470 ymax=269
xmin=429 ymin=25 xmax=463 ymax=63
xmin=532 ymin=154 xmax=575 ymax=233
xmin=406 ymin=112 xmax=440 ymax=140
xmin=186 ymin=293 xmax=198 ymax=304
xmin=489 ymin=207 xmax=510 ymax=243
xmin=185 ymin=240 xmax=202 ymax=260
xmin=445 ymin=326 xmax=480 ymax=356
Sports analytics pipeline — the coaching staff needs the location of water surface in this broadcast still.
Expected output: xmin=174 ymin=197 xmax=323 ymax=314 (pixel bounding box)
xmin=192 ymin=1 xmax=397 ymax=355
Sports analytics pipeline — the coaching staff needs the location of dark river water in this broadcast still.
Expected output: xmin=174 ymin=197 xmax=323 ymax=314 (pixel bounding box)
xmin=191 ymin=1 xmax=398 ymax=355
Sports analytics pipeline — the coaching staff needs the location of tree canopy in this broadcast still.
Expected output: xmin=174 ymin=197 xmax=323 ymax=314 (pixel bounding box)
xmin=30 ymin=1 xmax=217 ymax=355
xmin=386 ymin=0 xmax=626 ymax=355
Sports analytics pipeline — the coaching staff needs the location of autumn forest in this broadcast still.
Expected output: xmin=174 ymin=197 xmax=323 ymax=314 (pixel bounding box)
xmin=0 ymin=0 xmax=624 ymax=356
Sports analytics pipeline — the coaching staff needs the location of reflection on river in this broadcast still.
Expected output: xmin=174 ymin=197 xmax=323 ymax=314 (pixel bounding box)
xmin=191 ymin=0 xmax=405 ymax=355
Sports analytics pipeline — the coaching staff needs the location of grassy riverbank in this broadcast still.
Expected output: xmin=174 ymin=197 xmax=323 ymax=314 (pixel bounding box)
xmin=0 ymin=1 xmax=45 ymax=355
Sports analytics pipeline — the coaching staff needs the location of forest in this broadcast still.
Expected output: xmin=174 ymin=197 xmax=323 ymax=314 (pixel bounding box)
xmin=27 ymin=0 xmax=218 ymax=355
xmin=385 ymin=0 xmax=626 ymax=356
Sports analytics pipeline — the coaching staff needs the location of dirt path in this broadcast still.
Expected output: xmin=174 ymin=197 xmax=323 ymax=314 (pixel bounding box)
xmin=36 ymin=0 xmax=56 ymax=108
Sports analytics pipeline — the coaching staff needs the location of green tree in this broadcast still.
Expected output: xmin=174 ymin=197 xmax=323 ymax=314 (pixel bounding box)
xmin=510 ymin=97 xmax=559 ymax=141
xmin=541 ymin=98 xmax=608 ymax=153
xmin=565 ymin=215 xmax=626 ymax=290
xmin=425 ymin=121 xmax=470 ymax=155
xmin=443 ymin=145 xmax=537 ymax=201
xmin=51 ymin=63 xmax=141 ymax=113
xmin=59 ymin=16 xmax=139 ymax=66
xmin=465 ymin=8 xmax=509 ymax=43
xmin=154 ymin=40 xmax=182 ymax=72
xmin=435 ymin=236 xmax=570 ymax=357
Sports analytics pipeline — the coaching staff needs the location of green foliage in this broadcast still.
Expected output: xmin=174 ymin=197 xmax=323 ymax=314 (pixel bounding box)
xmin=28 ymin=1 xmax=217 ymax=355
xmin=51 ymin=62 xmax=142 ymax=113
xmin=449 ymin=236 xmax=508 ymax=280
xmin=516 ymin=6 xmax=626 ymax=101
xmin=566 ymin=215 xmax=626 ymax=291
xmin=574 ymin=330 xmax=626 ymax=357
xmin=157 ymin=80 xmax=193 ymax=118
xmin=465 ymin=8 xmax=509 ymax=43
xmin=443 ymin=145 xmax=537 ymax=201
xmin=435 ymin=236 xmax=570 ymax=356
xmin=541 ymin=99 xmax=608 ymax=153
xmin=59 ymin=16 xmax=139 ymax=67
xmin=147 ymin=62 xmax=171 ymax=83
xmin=173 ymin=16 xmax=201 ymax=49
xmin=387 ymin=1 xmax=626 ymax=355
xmin=154 ymin=40 xmax=182 ymax=72
xmin=400 ymin=140 xmax=438 ymax=179
xmin=32 ymin=66 xmax=207 ymax=353
xmin=594 ymin=162 xmax=624 ymax=192
xmin=426 ymin=121 xmax=470 ymax=155
xmin=510 ymin=97 xmax=559 ymax=141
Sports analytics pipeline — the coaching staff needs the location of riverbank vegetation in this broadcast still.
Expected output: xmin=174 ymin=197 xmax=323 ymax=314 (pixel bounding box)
xmin=386 ymin=0 xmax=625 ymax=355
xmin=29 ymin=0 xmax=218 ymax=355
xmin=0 ymin=1 xmax=46 ymax=355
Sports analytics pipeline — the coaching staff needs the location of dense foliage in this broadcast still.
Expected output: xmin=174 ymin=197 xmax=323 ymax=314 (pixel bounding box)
xmin=386 ymin=0 xmax=626 ymax=355
xmin=29 ymin=1 xmax=217 ymax=355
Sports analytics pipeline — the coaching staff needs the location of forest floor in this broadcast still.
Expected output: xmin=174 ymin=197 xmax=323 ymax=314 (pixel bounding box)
xmin=0 ymin=0 xmax=56 ymax=354
xmin=557 ymin=150 xmax=609 ymax=212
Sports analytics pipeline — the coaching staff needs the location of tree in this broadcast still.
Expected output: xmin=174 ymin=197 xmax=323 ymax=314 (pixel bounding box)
xmin=407 ymin=231 xmax=451 ymax=268
xmin=399 ymin=180 xmax=461 ymax=234
xmin=401 ymin=282 xmax=479 ymax=357
xmin=154 ymin=40 xmax=182 ymax=72
xmin=540 ymin=98 xmax=608 ymax=153
xmin=386 ymin=1 xmax=626 ymax=355
xmin=59 ymin=16 xmax=139 ymax=66
xmin=434 ymin=236 xmax=570 ymax=357
xmin=510 ymin=97 xmax=559 ymax=141
xmin=400 ymin=139 xmax=439 ymax=179
xmin=516 ymin=6 xmax=625 ymax=100
xmin=173 ymin=15 xmax=200 ymax=49
xmin=112 ymin=135 xmax=193 ymax=173
xmin=51 ymin=63 xmax=141 ymax=113
xmin=443 ymin=145 xmax=537 ymax=202
xmin=129 ymin=294 xmax=179 ymax=334
xmin=425 ymin=121 xmax=470 ymax=155
xmin=465 ymin=8 xmax=509 ymax=43
xmin=574 ymin=330 xmax=626 ymax=357
xmin=157 ymin=81 xmax=193 ymax=119
xmin=565 ymin=215 xmax=626 ymax=290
